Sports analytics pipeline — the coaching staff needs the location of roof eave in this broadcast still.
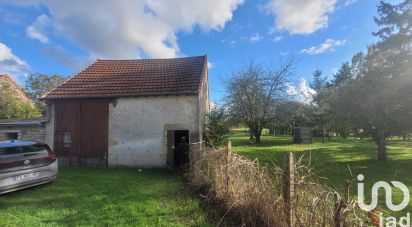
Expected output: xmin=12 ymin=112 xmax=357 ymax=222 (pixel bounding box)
xmin=43 ymin=91 xmax=200 ymax=100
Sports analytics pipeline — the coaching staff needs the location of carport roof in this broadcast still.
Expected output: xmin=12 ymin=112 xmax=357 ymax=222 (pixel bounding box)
xmin=42 ymin=55 xmax=207 ymax=99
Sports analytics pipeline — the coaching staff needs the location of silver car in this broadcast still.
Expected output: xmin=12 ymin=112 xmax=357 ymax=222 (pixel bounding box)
xmin=0 ymin=141 xmax=58 ymax=194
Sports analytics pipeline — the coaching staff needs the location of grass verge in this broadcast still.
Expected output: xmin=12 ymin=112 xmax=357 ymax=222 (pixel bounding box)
xmin=0 ymin=167 xmax=212 ymax=226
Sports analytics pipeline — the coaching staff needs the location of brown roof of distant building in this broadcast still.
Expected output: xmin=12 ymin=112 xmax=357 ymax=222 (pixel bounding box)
xmin=42 ymin=55 xmax=207 ymax=99
xmin=0 ymin=75 xmax=35 ymax=107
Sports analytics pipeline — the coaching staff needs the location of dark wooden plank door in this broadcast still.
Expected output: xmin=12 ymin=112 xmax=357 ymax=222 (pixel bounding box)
xmin=54 ymin=99 xmax=109 ymax=166
xmin=79 ymin=100 xmax=109 ymax=166
xmin=54 ymin=100 xmax=81 ymax=165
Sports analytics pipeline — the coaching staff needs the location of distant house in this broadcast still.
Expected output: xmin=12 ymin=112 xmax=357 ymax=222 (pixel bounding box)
xmin=0 ymin=75 xmax=44 ymax=141
xmin=42 ymin=56 xmax=210 ymax=167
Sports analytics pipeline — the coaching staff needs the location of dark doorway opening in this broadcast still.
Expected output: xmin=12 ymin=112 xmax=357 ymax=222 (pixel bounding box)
xmin=6 ymin=132 xmax=18 ymax=140
xmin=173 ymin=130 xmax=189 ymax=168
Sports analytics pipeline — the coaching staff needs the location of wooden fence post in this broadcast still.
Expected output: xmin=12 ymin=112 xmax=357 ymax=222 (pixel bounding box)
xmin=283 ymin=152 xmax=295 ymax=227
xmin=226 ymin=141 xmax=232 ymax=196
xmin=226 ymin=141 xmax=232 ymax=162
xmin=334 ymin=180 xmax=352 ymax=227
xmin=333 ymin=193 xmax=342 ymax=227
xmin=344 ymin=180 xmax=350 ymax=204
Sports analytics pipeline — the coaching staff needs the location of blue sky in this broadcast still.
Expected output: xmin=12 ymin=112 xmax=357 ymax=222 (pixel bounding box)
xmin=0 ymin=0 xmax=389 ymax=103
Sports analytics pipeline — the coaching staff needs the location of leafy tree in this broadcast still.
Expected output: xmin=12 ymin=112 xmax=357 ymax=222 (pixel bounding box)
xmin=0 ymin=84 xmax=40 ymax=119
xmin=351 ymin=52 xmax=366 ymax=79
xmin=332 ymin=62 xmax=353 ymax=87
xmin=267 ymin=101 xmax=311 ymax=136
xmin=310 ymin=69 xmax=328 ymax=92
xmin=25 ymin=73 xmax=66 ymax=114
xmin=203 ymin=106 xmax=231 ymax=147
xmin=309 ymin=70 xmax=332 ymax=142
xmin=373 ymin=0 xmax=412 ymax=52
xmin=330 ymin=0 xmax=412 ymax=160
xmin=362 ymin=0 xmax=411 ymax=160
xmin=226 ymin=59 xmax=293 ymax=144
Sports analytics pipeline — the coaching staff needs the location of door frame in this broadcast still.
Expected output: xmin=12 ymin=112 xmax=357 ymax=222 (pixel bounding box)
xmin=166 ymin=130 xmax=175 ymax=167
xmin=166 ymin=129 xmax=190 ymax=168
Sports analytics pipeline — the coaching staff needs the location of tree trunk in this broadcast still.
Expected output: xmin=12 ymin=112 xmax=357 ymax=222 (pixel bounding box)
xmin=252 ymin=124 xmax=262 ymax=144
xmin=255 ymin=134 xmax=261 ymax=143
xmin=376 ymin=130 xmax=387 ymax=161
xmin=377 ymin=137 xmax=387 ymax=161
xmin=322 ymin=127 xmax=326 ymax=143
xmin=249 ymin=129 xmax=254 ymax=141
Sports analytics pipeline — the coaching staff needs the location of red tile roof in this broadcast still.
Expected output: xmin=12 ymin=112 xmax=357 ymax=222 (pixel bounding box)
xmin=42 ymin=55 xmax=207 ymax=99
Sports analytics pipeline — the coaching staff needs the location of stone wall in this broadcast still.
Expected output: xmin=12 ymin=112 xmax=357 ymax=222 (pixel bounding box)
xmin=108 ymin=95 xmax=200 ymax=168
xmin=0 ymin=124 xmax=45 ymax=142
xmin=44 ymin=104 xmax=55 ymax=148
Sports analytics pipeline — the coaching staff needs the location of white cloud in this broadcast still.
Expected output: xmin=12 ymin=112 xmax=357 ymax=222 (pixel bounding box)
xmin=229 ymin=40 xmax=237 ymax=48
xmin=267 ymin=27 xmax=276 ymax=35
xmin=286 ymin=78 xmax=316 ymax=103
xmin=207 ymin=61 xmax=213 ymax=69
xmin=300 ymin=38 xmax=346 ymax=55
xmin=266 ymin=0 xmax=337 ymax=35
xmin=0 ymin=42 xmax=30 ymax=77
xmin=286 ymin=84 xmax=299 ymax=96
xmin=26 ymin=14 xmax=50 ymax=43
xmin=146 ymin=0 xmax=244 ymax=31
xmin=15 ymin=0 xmax=244 ymax=59
xmin=272 ymin=36 xmax=282 ymax=43
xmin=344 ymin=0 xmax=357 ymax=6
xmin=250 ymin=33 xmax=262 ymax=43
xmin=222 ymin=39 xmax=237 ymax=48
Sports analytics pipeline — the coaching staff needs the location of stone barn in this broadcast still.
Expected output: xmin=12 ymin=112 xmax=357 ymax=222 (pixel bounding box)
xmin=42 ymin=56 xmax=210 ymax=168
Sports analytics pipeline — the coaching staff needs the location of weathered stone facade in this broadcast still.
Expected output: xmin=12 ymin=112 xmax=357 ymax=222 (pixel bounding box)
xmin=108 ymin=96 xmax=200 ymax=167
xmin=107 ymin=71 xmax=209 ymax=167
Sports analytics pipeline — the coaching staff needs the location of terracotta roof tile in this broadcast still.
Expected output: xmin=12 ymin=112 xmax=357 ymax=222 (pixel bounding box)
xmin=42 ymin=55 xmax=207 ymax=99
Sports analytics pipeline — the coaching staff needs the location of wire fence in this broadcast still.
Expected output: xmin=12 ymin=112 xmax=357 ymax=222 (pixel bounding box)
xmin=187 ymin=142 xmax=370 ymax=227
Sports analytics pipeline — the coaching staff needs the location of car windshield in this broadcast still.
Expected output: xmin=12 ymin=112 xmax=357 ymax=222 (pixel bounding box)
xmin=0 ymin=145 xmax=51 ymax=157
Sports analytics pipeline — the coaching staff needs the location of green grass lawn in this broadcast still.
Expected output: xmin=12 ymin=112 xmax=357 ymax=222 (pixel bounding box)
xmin=231 ymin=134 xmax=412 ymax=216
xmin=0 ymin=168 xmax=212 ymax=226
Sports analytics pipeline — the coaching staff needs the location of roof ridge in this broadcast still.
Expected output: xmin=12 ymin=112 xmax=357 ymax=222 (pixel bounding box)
xmin=42 ymin=55 xmax=208 ymax=99
xmin=96 ymin=55 xmax=206 ymax=61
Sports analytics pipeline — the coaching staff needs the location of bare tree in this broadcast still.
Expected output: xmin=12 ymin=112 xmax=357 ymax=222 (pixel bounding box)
xmin=226 ymin=58 xmax=294 ymax=143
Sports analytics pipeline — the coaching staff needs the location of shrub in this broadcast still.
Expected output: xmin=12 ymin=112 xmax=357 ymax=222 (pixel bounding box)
xmin=203 ymin=107 xmax=230 ymax=148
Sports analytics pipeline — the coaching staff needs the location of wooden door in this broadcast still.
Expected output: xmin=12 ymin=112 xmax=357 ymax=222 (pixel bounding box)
xmin=54 ymin=99 xmax=109 ymax=166
xmin=54 ymin=100 xmax=81 ymax=165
